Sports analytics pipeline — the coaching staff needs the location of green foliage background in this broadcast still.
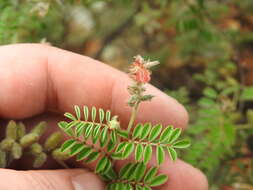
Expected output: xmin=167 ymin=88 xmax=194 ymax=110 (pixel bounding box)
xmin=1 ymin=0 xmax=253 ymax=189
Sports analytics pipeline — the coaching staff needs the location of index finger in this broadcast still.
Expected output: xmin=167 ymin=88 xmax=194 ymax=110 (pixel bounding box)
xmin=0 ymin=43 xmax=188 ymax=129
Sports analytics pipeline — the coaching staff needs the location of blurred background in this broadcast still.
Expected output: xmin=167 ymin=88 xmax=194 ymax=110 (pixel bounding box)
xmin=0 ymin=0 xmax=253 ymax=189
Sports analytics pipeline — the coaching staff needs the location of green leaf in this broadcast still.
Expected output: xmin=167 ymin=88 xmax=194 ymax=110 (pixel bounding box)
xmin=101 ymin=158 xmax=111 ymax=174
xmin=111 ymin=152 xmax=124 ymax=160
xmin=99 ymin=108 xmax=105 ymax=123
xmin=66 ymin=120 xmax=79 ymax=130
xmin=75 ymin=122 xmax=86 ymax=137
xmin=103 ymin=168 xmax=117 ymax=180
xmin=125 ymin=184 xmax=133 ymax=190
xmin=149 ymin=124 xmax=162 ymax=141
xmin=168 ymin=128 xmax=181 ymax=144
xmin=115 ymin=183 xmax=125 ymax=190
xmin=64 ymin=112 xmax=76 ymax=121
xmin=149 ymin=174 xmax=168 ymax=187
xmin=83 ymin=106 xmax=89 ymax=121
xmin=116 ymin=129 xmax=129 ymax=139
xmin=61 ymin=139 xmax=76 ymax=152
xmin=111 ymin=130 xmax=118 ymax=144
xmin=85 ymin=151 xmax=100 ymax=163
xmin=76 ymin=147 xmax=92 ymax=161
xmin=119 ymin=163 xmax=131 ymax=178
xmin=100 ymin=127 xmax=109 ymax=147
xmin=119 ymin=163 xmax=132 ymax=178
xmin=92 ymin=124 xmax=101 ymax=144
xmin=106 ymin=110 xmax=111 ymax=122
xmin=198 ymin=97 xmax=215 ymax=107
xmin=157 ymin=146 xmax=165 ymax=165
xmin=143 ymin=144 xmax=152 ymax=164
xmin=160 ymin=126 xmax=173 ymax=143
xmin=107 ymin=140 xmax=116 ymax=153
xmin=58 ymin=121 xmax=68 ymax=130
xmin=91 ymin=106 xmax=96 ymax=122
xmin=132 ymin=124 xmax=143 ymax=139
xmin=58 ymin=121 xmax=74 ymax=136
xmin=203 ymin=87 xmax=217 ymax=99
xmin=173 ymin=140 xmax=190 ymax=149
xmin=140 ymin=123 xmax=152 ymax=140
xmin=116 ymin=142 xmax=127 ymax=152
xmin=135 ymin=143 xmax=144 ymax=162
xmin=144 ymin=167 xmax=158 ymax=183
xmin=84 ymin=123 xmax=94 ymax=139
xmin=167 ymin=147 xmax=177 ymax=161
xmin=120 ymin=163 xmax=136 ymax=179
xmin=74 ymin=105 xmax=81 ymax=120
xmin=241 ymin=86 xmax=253 ymax=101
xmin=123 ymin=142 xmax=134 ymax=158
xmin=70 ymin=143 xmax=85 ymax=156
xmin=107 ymin=183 xmax=116 ymax=190
xmin=134 ymin=162 xmax=146 ymax=181
xmin=142 ymin=186 xmax=152 ymax=190
xmin=96 ymin=157 xmax=109 ymax=173
xmin=136 ymin=185 xmax=143 ymax=190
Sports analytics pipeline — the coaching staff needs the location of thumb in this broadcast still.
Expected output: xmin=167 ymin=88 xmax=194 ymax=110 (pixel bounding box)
xmin=0 ymin=169 xmax=105 ymax=190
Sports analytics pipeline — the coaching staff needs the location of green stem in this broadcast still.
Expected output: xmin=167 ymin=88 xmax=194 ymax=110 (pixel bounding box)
xmin=129 ymin=140 xmax=172 ymax=147
xmin=127 ymin=102 xmax=139 ymax=132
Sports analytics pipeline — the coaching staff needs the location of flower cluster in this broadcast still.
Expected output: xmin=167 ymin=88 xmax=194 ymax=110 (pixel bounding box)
xmin=129 ymin=55 xmax=159 ymax=83
xmin=127 ymin=55 xmax=159 ymax=107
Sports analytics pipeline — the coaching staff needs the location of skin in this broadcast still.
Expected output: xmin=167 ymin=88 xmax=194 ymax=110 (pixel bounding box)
xmin=0 ymin=44 xmax=208 ymax=190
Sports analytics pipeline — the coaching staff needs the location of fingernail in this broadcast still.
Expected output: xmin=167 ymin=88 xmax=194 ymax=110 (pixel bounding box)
xmin=71 ymin=171 xmax=104 ymax=190
xmin=72 ymin=173 xmax=87 ymax=190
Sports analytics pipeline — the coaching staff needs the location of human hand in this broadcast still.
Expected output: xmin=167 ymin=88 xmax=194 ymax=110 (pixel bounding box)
xmin=0 ymin=44 xmax=208 ymax=190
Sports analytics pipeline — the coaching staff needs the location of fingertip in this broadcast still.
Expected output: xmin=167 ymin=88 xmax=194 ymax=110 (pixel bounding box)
xmin=0 ymin=168 xmax=105 ymax=190
xmin=158 ymin=159 xmax=208 ymax=190
xmin=71 ymin=169 xmax=105 ymax=190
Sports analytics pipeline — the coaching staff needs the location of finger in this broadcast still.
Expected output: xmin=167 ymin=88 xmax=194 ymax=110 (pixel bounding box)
xmin=114 ymin=154 xmax=208 ymax=190
xmin=157 ymin=159 xmax=208 ymax=190
xmin=0 ymin=43 xmax=188 ymax=129
xmin=0 ymin=168 xmax=104 ymax=190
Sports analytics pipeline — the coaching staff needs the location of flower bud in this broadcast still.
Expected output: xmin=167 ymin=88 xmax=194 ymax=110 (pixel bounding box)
xmin=30 ymin=143 xmax=43 ymax=155
xmin=108 ymin=116 xmax=120 ymax=129
xmin=20 ymin=133 xmax=39 ymax=148
xmin=0 ymin=138 xmax=15 ymax=151
xmin=0 ymin=149 xmax=6 ymax=168
xmin=44 ymin=132 xmax=63 ymax=152
xmin=6 ymin=120 xmax=17 ymax=140
xmin=11 ymin=142 xmax=22 ymax=159
xmin=31 ymin=121 xmax=47 ymax=136
xmin=52 ymin=148 xmax=70 ymax=161
xmin=17 ymin=122 xmax=26 ymax=139
xmin=33 ymin=152 xmax=47 ymax=168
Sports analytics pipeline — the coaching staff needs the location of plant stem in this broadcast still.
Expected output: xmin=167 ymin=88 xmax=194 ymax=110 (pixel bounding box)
xmin=127 ymin=102 xmax=139 ymax=132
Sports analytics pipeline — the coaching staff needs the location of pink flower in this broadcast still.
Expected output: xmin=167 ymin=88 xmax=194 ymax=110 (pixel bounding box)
xmin=130 ymin=55 xmax=151 ymax=83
